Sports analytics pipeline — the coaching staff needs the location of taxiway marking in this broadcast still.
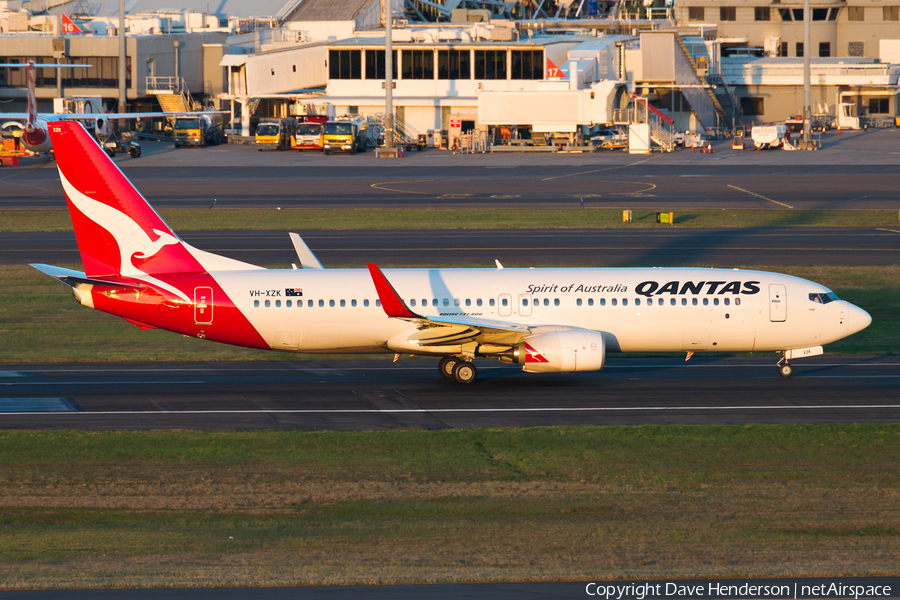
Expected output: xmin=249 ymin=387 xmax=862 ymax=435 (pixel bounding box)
xmin=727 ymin=185 xmax=794 ymax=209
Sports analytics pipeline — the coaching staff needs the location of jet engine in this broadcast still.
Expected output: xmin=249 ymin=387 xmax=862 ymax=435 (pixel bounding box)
xmin=512 ymin=329 xmax=606 ymax=373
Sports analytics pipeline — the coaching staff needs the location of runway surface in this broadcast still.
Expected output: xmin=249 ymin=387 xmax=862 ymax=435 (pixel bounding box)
xmin=8 ymin=227 xmax=900 ymax=267
xmin=2 ymin=357 xmax=898 ymax=430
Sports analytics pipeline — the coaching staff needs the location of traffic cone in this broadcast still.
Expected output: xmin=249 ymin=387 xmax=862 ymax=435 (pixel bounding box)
xmin=836 ymin=125 xmax=841 ymax=134
xmin=690 ymin=144 xmax=694 ymax=153
xmin=708 ymin=141 xmax=714 ymax=153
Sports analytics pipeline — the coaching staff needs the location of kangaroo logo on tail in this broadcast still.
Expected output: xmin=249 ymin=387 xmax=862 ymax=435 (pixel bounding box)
xmin=59 ymin=171 xmax=190 ymax=302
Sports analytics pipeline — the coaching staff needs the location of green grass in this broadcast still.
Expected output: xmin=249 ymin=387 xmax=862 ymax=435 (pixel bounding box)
xmin=1 ymin=426 xmax=899 ymax=588
xmin=1 ymin=265 xmax=896 ymax=362
xmin=2 ymin=208 xmax=899 ymax=231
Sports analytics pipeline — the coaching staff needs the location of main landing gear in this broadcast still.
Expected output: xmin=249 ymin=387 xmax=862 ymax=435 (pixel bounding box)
xmin=438 ymin=356 xmax=477 ymax=384
xmin=777 ymin=355 xmax=794 ymax=378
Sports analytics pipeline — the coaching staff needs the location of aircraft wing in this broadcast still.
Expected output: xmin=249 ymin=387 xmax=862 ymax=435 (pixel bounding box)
xmin=1 ymin=111 xmax=228 ymax=122
xmin=54 ymin=111 xmax=229 ymax=120
xmin=367 ymin=263 xmax=531 ymax=345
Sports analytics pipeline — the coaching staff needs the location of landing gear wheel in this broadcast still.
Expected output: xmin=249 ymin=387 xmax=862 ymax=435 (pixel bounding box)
xmin=105 ymin=147 xmax=115 ymax=158
xmin=452 ymin=361 xmax=477 ymax=384
xmin=778 ymin=361 xmax=793 ymax=378
xmin=439 ymin=356 xmax=459 ymax=380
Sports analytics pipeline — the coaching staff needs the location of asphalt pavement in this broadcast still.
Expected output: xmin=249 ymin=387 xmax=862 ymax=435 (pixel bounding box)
xmin=3 ymin=357 xmax=898 ymax=430
xmin=1 ymin=128 xmax=899 ymax=210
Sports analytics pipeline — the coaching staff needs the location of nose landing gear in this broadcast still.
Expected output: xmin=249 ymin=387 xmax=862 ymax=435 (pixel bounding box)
xmin=777 ymin=355 xmax=793 ymax=378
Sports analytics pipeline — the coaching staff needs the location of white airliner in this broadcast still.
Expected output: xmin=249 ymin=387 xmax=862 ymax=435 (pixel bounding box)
xmin=32 ymin=121 xmax=871 ymax=383
xmin=0 ymin=61 xmax=222 ymax=154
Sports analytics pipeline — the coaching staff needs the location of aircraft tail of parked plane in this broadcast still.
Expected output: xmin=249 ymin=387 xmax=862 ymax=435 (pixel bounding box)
xmin=33 ymin=121 xmax=872 ymax=383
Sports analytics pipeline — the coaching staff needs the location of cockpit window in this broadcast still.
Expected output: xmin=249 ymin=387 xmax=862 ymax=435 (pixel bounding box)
xmin=809 ymin=292 xmax=839 ymax=304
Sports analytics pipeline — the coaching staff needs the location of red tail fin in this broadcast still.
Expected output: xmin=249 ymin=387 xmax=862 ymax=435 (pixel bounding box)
xmin=48 ymin=121 xmax=204 ymax=281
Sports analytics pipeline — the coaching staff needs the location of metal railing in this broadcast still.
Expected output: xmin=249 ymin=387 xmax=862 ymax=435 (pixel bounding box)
xmin=457 ymin=131 xmax=490 ymax=154
xmin=369 ymin=112 xmax=420 ymax=146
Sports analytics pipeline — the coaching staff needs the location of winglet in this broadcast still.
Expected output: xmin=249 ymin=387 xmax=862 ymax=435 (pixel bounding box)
xmin=289 ymin=233 xmax=324 ymax=269
xmin=366 ymin=263 xmax=420 ymax=319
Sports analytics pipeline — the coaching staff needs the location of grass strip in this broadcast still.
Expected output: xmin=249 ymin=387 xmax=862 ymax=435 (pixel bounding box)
xmin=1 ymin=265 xmax=896 ymax=362
xmin=2 ymin=208 xmax=900 ymax=232
xmin=1 ymin=425 xmax=898 ymax=589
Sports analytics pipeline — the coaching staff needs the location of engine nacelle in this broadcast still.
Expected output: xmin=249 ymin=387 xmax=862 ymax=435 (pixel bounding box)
xmin=519 ymin=329 xmax=606 ymax=373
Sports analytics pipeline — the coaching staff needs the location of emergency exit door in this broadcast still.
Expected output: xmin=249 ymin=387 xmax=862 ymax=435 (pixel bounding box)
xmin=194 ymin=286 xmax=213 ymax=325
xmin=769 ymin=284 xmax=786 ymax=322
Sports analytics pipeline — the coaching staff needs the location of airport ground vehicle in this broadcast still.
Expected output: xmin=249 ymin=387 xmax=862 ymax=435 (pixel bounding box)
xmin=323 ymin=116 xmax=372 ymax=155
xmin=174 ymin=113 xmax=224 ymax=148
xmin=294 ymin=116 xmax=328 ymax=150
xmin=100 ymin=130 xmax=141 ymax=158
xmin=751 ymin=125 xmax=787 ymax=150
xmin=255 ymin=117 xmax=297 ymax=151
xmin=590 ymin=127 xmax=626 ymax=149
xmin=34 ymin=121 xmax=873 ymax=384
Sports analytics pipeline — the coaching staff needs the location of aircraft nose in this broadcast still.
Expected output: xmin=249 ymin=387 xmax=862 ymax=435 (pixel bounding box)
xmin=847 ymin=303 xmax=872 ymax=335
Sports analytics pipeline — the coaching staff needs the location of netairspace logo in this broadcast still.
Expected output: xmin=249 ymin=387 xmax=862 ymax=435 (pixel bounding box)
xmin=583 ymin=580 xmax=895 ymax=600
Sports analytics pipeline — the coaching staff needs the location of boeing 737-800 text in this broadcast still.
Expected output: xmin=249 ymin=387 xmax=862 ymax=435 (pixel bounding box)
xmin=32 ymin=122 xmax=871 ymax=383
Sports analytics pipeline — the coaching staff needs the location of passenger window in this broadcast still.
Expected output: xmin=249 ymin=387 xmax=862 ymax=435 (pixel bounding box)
xmin=588 ymin=298 xmax=594 ymax=306
xmin=410 ymin=299 xmax=417 ymax=307
xmin=600 ymin=298 xmax=606 ymax=306
xmin=265 ymin=300 xmax=271 ymax=308
xmin=454 ymin=298 xmax=460 ymax=306
xmin=622 ymin=298 xmax=628 ymax=306
xmin=703 ymin=298 xmax=709 ymax=306
xmin=635 ymin=298 xmax=641 ymax=306
xmin=490 ymin=299 xmax=495 ymax=306
xmin=735 ymin=298 xmax=741 ymax=306
xmin=340 ymin=299 xmax=346 ymax=307
xmin=276 ymin=300 xmax=281 ymax=308
xmin=443 ymin=298 xmax=450 ymax=307
xmin=364 ymin=299 xmax=370 ymax=307
xmin=329 ymin=300 xmax=335 ymax=307
xmin=543 ymin=299 xmax=549 ymax=306
xmin=254 ymin=300 xmax=259 ymax=308
xmin=577 ymin=299 xmax=582 ymax=306
xmin=319 ymin=300 xmax=324 ymax=307
xmin=681 ymin=298 xmax=687 ymax=306
xmin=670 ymin=298 xmax=676 ymax=306
xmin=501 ymin=298 xmax=508 ymax=307
xmin=612 ymin=299 xmax=617 ymax=306
xmin=692 ymin=298 xmax=698 ymax=306
xmin=713 ymin=298 xmax=719 ymax=306
xmin=352 ymin=299 xmax=357 ymax=307
xmin=658 ymin=298 xmax=663 ymax=306
xmin=286 ymin=300 xmax=292 ymax=308
xmin=433 ymin=299 xmax=438 ymax=306
xmin=522 ymin=298 xmax=529 ymax=306
xmin=554 ymin=299 xmax=560 ymax=306
xmin=308 ymin=300 xmax=314 ymax=307
xmin=477 ymin=299 xmax=483 ymax=307
xmin=376 ymin=299 xmax=382 ymax=307
xmin=466 ymin=299 xmax=471 ymax=307
xmin=724 ymin=298 xmax=730 ymax=306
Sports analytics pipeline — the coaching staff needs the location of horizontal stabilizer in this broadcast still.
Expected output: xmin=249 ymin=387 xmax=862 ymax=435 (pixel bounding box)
xmin=30 ymin=263 xmax=143 ymax=289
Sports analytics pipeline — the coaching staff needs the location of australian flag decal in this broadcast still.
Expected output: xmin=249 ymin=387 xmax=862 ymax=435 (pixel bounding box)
xmin=286 ymin=288 xmax=303 ymax=297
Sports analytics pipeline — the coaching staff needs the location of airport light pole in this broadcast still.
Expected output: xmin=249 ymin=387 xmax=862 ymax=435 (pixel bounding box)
xmin=802 ymin=0 xmax=811 ymax=149
xmin=384 ymin=0 xmax=395 ymax=155
xmin=118 ymin=0 xmax=126 ymax=113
